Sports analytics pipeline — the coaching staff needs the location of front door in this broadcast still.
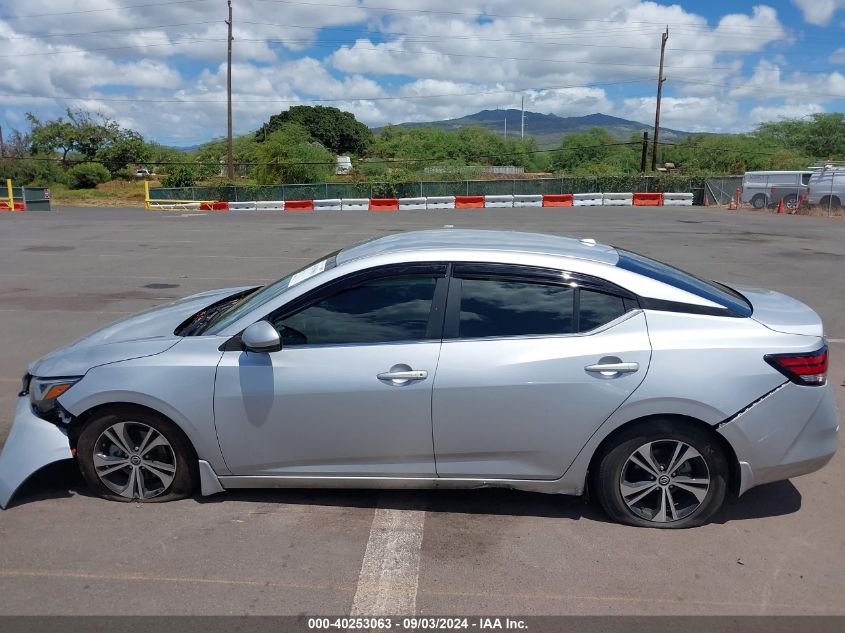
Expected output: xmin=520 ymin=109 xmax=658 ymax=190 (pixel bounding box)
xmin=214 ymin=266 xmax=447 ymax=477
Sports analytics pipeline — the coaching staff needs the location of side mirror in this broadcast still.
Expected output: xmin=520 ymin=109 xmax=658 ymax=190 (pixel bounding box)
xmin=241 ymin=321 xmax=282 ymax=353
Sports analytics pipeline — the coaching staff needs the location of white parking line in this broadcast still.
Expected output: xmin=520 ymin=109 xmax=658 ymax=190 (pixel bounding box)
xmin=827 ymin=339 xmax=845 ymax=344
xmin=350 ymin=498 xmax=426 ymax=616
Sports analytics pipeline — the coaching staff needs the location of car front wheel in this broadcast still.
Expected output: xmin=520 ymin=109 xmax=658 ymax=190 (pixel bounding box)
xmin=593 ymin=420 xmax=728 ymax=528
xmin=76 ymin=407 xmax=198 ymax=503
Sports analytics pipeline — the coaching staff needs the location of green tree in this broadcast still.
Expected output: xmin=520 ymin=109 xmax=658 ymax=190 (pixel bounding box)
xmin=161 ymin=166 xmax=197 ymax=188
xmin=256 ymin=105 xmax=373 ymax=155
xmin=551 ymin=128 xmax=638 ymax=173
xmin=68 ymin=162 xmax=111 ymax=189
xmin=754 ymin=113 xmax=845 ymax=160
xmin=97 ymin=130 xmax=150 ymax=177
xmin=252 ymin=124 xmax=334 ymax=184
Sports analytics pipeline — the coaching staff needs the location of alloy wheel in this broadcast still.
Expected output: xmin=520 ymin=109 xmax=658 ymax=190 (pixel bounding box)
xmin=93 ymin=421 xmax=177 ymax=500
xmin=619 ymin=440 xmax=710 ymax=523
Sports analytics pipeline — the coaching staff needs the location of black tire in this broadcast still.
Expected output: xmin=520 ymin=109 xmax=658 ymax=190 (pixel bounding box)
xmin=76 ymin=406 xmax=198 ymax=503
xmin=751 ymin=194 xmax=767 ymax=209
xmin=592 ymin=419 xmax=728 ymax=528
xmin=782 ymin=194 xmax=798 ymax=210
xmin=819 ymin=196 xmax=841 ymax=211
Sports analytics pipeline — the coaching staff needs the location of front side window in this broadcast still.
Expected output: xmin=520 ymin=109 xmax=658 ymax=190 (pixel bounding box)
xmin=273 ymin=276 xmax=438 ymax=346
xmin=458 ymin=278 xmax=575 ymax=338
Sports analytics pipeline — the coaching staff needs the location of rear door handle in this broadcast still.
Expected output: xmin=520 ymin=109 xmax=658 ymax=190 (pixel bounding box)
xmin=377 ymin=370 xmax=428 ymax=383
xmin=585 ymin=362 xmax=639 ymax=375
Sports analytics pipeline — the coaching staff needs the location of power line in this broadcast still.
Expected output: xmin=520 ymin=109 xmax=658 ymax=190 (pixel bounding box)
xmin=1 ymin=0 xmax=210 ymax=20
xmin=2 ymin=21 xmax=219 ymax=40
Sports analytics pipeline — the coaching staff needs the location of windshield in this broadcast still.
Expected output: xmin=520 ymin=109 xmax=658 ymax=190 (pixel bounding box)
xmin=616 ymin=249 xmax=752 ymax=316
xmin=202 ymin=250 xmax=339 ymax=334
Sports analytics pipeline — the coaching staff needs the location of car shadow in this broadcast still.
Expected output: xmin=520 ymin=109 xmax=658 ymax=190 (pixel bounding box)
xmin=7 ymin=461 xmax=802 ymax=526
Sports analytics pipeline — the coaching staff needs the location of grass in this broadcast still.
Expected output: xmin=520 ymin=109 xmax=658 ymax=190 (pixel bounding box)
xmin=49 ymin=180 xmax=158 ymax=207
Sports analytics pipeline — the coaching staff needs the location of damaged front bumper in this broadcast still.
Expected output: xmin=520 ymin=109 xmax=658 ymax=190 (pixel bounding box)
xmin=0 ymin=396 xmax=74 ymax=509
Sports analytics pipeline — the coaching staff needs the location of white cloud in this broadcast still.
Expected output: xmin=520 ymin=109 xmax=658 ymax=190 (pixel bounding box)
xmin=621 ymin=96 xmax=739 ymax=132
xmin=0 ymin=0 xmax=839 ymax=144
xmin=791 ymin=0 xmax=845 ymax=26
xmin=748 ymin=102 xmax=825 ymax=124
xmin=830 ymin=48 xmax=845 ymax=64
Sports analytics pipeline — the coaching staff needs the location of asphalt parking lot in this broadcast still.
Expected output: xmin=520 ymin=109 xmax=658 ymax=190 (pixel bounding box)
xmin=0 ymin=205 xmax=843 ymax=616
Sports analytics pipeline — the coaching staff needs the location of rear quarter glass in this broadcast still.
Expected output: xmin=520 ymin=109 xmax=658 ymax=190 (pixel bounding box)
xmin=615 ymin=250 xmax=752 ymax=317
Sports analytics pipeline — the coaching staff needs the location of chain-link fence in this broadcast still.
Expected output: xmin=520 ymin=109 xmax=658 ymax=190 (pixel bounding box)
xmin=703 ymin=177 xmax=743 ymax=206
xmin=149 ymin=175 xmax=720 ymax=204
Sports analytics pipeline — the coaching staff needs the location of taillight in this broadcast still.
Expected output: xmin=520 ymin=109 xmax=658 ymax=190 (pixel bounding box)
xmin=765 ymin=346 xmax=828 ymax=385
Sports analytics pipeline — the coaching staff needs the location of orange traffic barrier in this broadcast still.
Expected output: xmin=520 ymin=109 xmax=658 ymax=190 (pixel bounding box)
xmin=542 ymin=194 xmax=573 ymax=207
xmin=199 ymin=202 xmax=229 ymax=211
xmin=0 ymin=201 xmax=25 ymax=211
xmin=285 ymin=199 xmax=314 ymax=211
xmin=632 ymin=192 xmax=663 ymax=206
xmin=370 ymin=198 xmax=399 ymax=211
xmin=455 ymin=195 xmax=484 ymax=208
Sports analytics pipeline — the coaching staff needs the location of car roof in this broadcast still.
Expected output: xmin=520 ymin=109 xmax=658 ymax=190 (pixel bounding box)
xmin=336 ymin=229 xmax=619 ymax=266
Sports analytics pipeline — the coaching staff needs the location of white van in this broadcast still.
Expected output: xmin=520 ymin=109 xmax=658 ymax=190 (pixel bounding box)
xmin=740 ymin=171 xmax=812 ymax=210
xmin=806 ymin=165 xmax=845 ymax=210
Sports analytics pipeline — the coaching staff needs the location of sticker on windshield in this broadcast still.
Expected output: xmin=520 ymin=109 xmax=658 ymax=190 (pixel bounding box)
xmin=287 ymin=260 xmax=327 ymax=288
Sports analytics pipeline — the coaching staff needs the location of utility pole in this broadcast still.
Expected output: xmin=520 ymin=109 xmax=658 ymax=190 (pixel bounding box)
xmin=521 ymin=95 xmax=525 ymax=139
xmin=640 ymin=131 xmax=649 ymax=173
xmin=651 ymin=26 xmax=668 ymax=172
xmin=225 ymin=0 xmax=234 ymax=179
xmin=0 ymin=125 xmax=4 ymax=158
xmin=504 ymin=116 xmax=507 ymax=139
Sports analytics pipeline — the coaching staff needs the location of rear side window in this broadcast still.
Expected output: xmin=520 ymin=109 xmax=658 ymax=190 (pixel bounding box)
xmin=801 ymin=173 xmax=811 ymax=185
xmin=579 ymin=290 xmax=626 ymax=332
xmin=616 ymin=250 xmax=752 ymax=316
xmin=458 ymin=278 xmax=574 ymax=338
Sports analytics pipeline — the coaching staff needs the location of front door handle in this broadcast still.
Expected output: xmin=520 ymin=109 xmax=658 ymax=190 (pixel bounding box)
xmin=377 ymin=369 xmax=428 ymax=385
xmin=585 ymin=362 xmax=639 ymax=376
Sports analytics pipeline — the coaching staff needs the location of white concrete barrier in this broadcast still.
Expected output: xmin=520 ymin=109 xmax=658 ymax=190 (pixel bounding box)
xmin=341 ymin=198 xmax=369 ymax=211
xmin=399 ymin=197 xmax=427 ymax=210
xmin=484 ymin=194 xmax=514 ymax=208
xmin=513 ymin=194 xmax=543 ymax=207
xmin=663 ymin=192 xmax=694 ymax=206
xmin=255 ymin=201 xmax=285 ymax=211
xmin=314 ymin=198 xmax=342 ymax=211
xmin=573 ymin=193 xmax=604 ymax=207
xmin=602 ymin=192 xmax=633 ymax=206
xmin=426 ymin=196 xmax=456 ymax=209
xmin=229 ymin=201 xmax=258 ymax=211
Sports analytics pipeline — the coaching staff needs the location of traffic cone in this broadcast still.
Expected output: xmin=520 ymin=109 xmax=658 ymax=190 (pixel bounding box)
xmin=776 ymin=198 xmax=785 ymax=214
xmin=728 ymin=195 xmax=737 ymax=210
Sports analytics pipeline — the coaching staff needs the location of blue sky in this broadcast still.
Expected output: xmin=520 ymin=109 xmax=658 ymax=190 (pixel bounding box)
xmin=1 ymin=0 xmax=844 ymax=145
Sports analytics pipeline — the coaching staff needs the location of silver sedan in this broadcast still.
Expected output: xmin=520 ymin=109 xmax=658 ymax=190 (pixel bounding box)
xmin=0 ymin=230 xmax=838 ymax=528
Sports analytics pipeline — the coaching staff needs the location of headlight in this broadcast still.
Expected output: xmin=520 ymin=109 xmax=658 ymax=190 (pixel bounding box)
xmin=29 ymin=376 xmax=82 ymax=416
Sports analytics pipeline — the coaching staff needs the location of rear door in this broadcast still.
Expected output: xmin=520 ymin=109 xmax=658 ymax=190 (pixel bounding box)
xmin=431 ymin=263 xmax=651 ymax=480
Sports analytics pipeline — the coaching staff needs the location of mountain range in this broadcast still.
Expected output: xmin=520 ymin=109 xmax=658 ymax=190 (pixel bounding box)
xmin=376 ymin=110 xmax=697 ymax=147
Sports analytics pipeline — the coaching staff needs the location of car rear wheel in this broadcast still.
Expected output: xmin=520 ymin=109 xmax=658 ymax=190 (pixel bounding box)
xmin=593 ymin=420 xmax=728 ymax=528
xmin=751 ymin=194 xmax=767 ymax=209
xmin=77 ymin=407 xmax=198 ymax=503
xmin=819 ymin=196 xmax=841 ymax=211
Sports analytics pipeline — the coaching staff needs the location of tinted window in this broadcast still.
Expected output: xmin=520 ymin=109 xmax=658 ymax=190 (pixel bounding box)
xmin=801 ymin=173 xmax=811 ymax=185
xmin=458 ymin=278 xmax=574 ymax=338
xmin=616 ymin=249 xmax=752 ymax=316
xmin=579 ymin=290 xmax=627 ymax=331
xmin=274 ymin=276 xmax=437 ymax=345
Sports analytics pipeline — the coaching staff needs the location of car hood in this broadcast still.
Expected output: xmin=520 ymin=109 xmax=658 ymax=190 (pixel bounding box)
xmin=28 ymin=286 xmax=254 ymax=377
xmin=727 ymin=284 xmax=825 ymax=338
